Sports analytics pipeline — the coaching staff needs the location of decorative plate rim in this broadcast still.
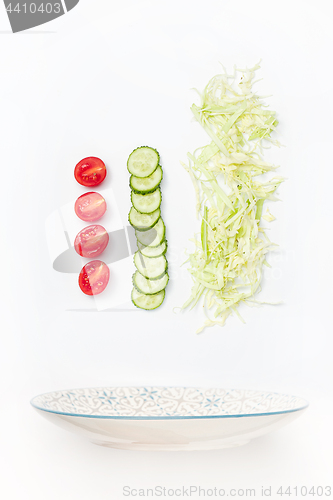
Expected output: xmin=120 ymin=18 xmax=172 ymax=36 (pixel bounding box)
xmin=30 ymin=386 xmax=309 ymax=420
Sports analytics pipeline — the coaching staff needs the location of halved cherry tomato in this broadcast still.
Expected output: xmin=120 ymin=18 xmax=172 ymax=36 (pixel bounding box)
xmin=74 ymin=157 xmax=107 ymax=187
xmin=74 ymin=225 xmax=109 ymax=258
xmin=78 ymin=260 xmax=110 ymax=295
xmin=74 ymin=192 xmax=107 ymax=222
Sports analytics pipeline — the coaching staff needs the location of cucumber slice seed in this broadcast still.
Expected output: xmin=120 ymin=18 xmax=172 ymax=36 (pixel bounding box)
xmin=131 ymin=288 xmax=165 ymax=310
xmin=133 ymin=271 xmax=169 ymax=295
xmin=134 ymin=252 xmax=167 ymax=280
xmin=127 ymin=146 xmax=160 ymax=178
xmin=137 ymin=239 xmax=167 ymax=258
xmin=135 ymin=218 xmax=165 ymax=247
xmin=131 ymin=188 xmax=161 ymax=214
xmin=130 ymin=165 xmax=163 ymax=194
xmin=128 ymin=207 xmax=160 ymax=231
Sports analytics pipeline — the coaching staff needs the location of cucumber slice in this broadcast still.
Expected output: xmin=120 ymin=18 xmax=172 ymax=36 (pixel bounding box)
xmin=134 ymin=252 xmax=167 ymax=280
xmin=128 ymin=207 xmax=160 ymax=231
xmin=135 ymin=217 xmax=165 ymax=247
xmin=137 ymin=239 xmax=167 ymax=258
xmin=127 ymin=146 xmax=159 ymax=178
xmin=131 ymin=288 xmax=165 ymax=310
xmin=131 ymin=188 xmax=161 ymax=214
xmin=133 ymin=271 xmax=169 ymax=295
xmin=130 ymin=166 xmax=163 ymax=194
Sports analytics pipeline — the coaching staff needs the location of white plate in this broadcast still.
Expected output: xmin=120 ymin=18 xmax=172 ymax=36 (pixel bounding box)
xmin=31 ymin=387 xmax=308 ymax=451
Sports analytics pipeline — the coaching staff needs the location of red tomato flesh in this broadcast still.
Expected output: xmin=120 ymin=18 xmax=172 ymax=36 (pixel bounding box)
xmin=78 ymin=260 xmax=110 ymax=295
xmin=74 ymin=192 xmax=107 ymax=222
xmin=74 ymin=225 xmax=109 ymax=258
xmin=74 ymin=157 xmax=107 ymax=187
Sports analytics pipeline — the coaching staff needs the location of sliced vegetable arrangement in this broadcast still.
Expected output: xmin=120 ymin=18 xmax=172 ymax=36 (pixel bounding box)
xmin=74 ymin=156 xmax=110 ymax=296
xmin=182 ymin=63 xmax=283 ymax=332
xmin=128 ymin=146 xmax=168 ymax=309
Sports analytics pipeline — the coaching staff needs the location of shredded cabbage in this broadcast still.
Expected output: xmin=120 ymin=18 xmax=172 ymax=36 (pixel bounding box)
xmin=182 ymin=62 xmax=283 ymax=333
xmin=263 ymin=208 xmax=276 ymax=222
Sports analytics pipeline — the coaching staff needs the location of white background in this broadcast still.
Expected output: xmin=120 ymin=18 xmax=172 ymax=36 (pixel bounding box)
xmin=1 ymin=0 xmax=332 ymax=498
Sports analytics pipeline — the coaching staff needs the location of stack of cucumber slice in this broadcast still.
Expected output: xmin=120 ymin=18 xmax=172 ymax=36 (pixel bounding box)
xmin=128 ymin=146 xmax=168 ymax=310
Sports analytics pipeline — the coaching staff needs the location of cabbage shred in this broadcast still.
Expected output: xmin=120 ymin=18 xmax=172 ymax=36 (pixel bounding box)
xmin=182 ymin=63 xmax=282 ymax=333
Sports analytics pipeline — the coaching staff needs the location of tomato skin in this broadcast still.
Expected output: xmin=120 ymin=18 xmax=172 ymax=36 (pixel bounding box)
xmin=74 ymin=157 xmax=107 ymax=187
xmin=74 ymin=225 xmax=109 ymax=258
xmin=78 ymin=260 xmax=110 ymax=295
xmin=74 ymin=192 xmax=107 ymax=222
